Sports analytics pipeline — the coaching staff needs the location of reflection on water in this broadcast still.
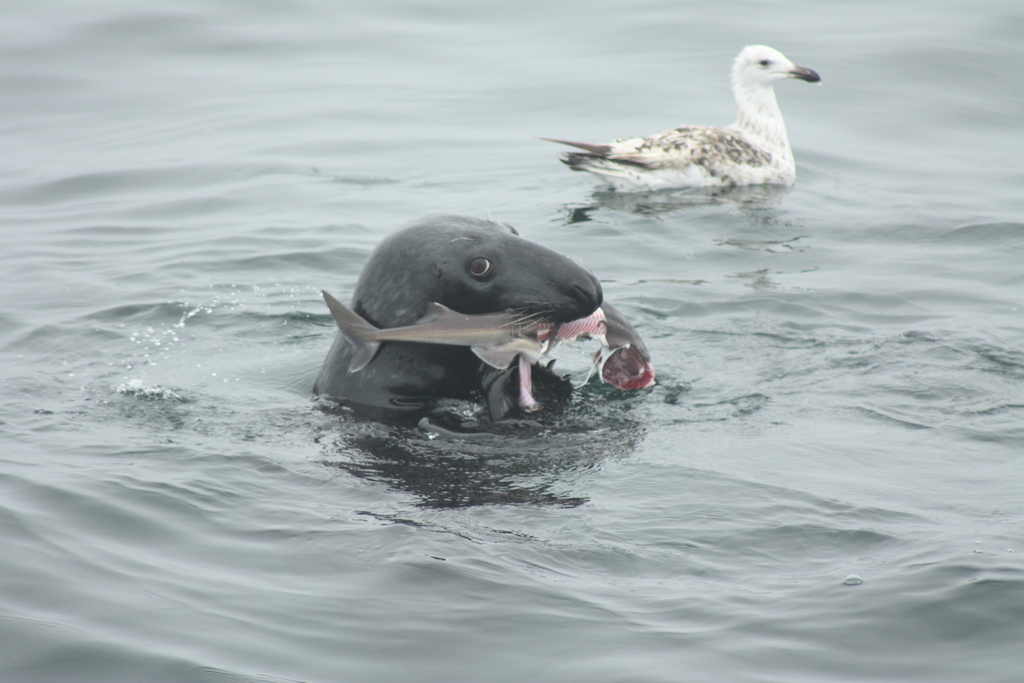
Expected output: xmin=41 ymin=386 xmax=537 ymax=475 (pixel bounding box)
xmin=564 ymin=184 xmax=792 ymax=223
xmin=317 ymin=398 xmax=646 ymax=508
xmin=715 ymin=236 xmax=808 ymax=252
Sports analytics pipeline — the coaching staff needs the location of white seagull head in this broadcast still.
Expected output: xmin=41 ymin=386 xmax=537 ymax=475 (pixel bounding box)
xmin=732 ymin=45 xmax=821 ymax=90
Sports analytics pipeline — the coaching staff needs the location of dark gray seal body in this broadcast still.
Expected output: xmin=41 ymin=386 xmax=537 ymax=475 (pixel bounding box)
xmin=314 ymin=215 xmax=603 ymax=419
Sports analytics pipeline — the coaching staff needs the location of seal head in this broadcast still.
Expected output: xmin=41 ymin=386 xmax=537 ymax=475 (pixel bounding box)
xmin=314 ymin=215 xmax=603 ymax=419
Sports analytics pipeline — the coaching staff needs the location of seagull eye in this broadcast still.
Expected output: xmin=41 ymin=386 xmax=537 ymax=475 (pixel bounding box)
xmin=759 ymin=59 xmax=771 ymax=67
xmin=469 ymin=257 xmax=492 ymax=278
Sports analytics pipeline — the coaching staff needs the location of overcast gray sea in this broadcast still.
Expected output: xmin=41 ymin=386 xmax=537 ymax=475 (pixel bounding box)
xmin=2 ymin=1 xmax=1023 ymax=681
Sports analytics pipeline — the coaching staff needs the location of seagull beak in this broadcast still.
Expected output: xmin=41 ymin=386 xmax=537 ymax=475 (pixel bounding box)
xmin=789 ymin=66 xmax=821 ymax=83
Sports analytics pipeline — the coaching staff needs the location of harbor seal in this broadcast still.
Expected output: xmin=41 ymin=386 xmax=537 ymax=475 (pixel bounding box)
xmin=314 ymin=215 xmax=604 ymax=419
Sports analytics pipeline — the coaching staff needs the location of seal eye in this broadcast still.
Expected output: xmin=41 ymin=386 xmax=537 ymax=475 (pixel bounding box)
xmin=468 ymin=257 xmax=492 ymax=278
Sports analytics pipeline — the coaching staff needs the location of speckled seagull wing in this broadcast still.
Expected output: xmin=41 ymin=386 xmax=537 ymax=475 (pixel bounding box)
xmin=546 ymin=126 xmax=775 ymax=188
xmin=606 ymin=126 xmax=772 ymax=172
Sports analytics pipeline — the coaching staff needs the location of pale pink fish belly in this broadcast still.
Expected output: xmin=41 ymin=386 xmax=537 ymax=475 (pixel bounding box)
xmin=536 ymin=308 xmax=607 ymax=343
xmin=519 ymin=309 xmax=607 ymax=411
xmin=515 ymin=306 xmax=654 ymax=411
xmin=517 ymin=354 xmax=541 ymax=412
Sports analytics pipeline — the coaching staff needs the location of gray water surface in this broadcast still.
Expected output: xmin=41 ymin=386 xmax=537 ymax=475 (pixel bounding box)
xmin=2 ymin=1 xmax=1023 ymax=682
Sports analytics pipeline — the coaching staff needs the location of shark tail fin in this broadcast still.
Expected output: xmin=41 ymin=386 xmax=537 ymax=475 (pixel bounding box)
xmin=321 ymin=290 xmax=381 ymax=372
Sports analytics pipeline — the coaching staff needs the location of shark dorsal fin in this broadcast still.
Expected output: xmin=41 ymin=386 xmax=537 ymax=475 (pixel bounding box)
xmin=417 ymin=302 xmax=456 ymax=323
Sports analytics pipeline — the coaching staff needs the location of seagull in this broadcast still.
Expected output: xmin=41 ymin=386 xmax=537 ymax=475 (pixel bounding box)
xmin=543 ymin=45 xmax=820 ymax=191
